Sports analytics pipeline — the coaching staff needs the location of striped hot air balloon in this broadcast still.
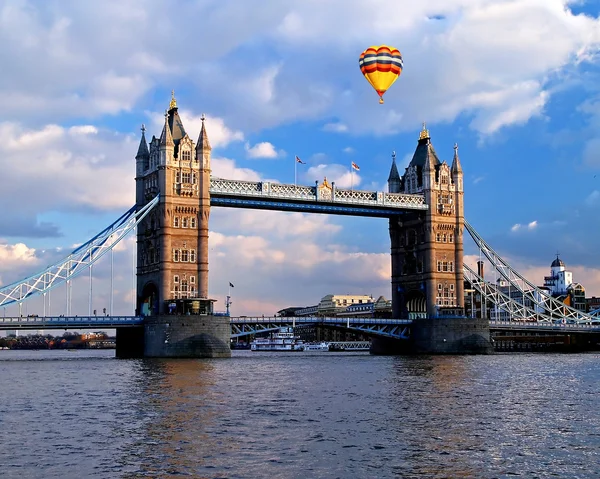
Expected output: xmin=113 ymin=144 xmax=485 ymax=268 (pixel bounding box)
xmin=359 ymin=45 xmax=403 ymax=104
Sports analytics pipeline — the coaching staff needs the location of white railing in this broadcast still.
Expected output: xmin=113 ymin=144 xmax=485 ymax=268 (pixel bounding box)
xmin=210 ymin=178 xmax=428 ymax=210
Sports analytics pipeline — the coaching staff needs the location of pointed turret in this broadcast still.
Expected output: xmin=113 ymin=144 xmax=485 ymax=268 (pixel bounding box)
xmin=451 ymin=143 xmax=462 ymax=174
xmin=159 ymin=110 xmax=174 ymax=147
xmin=136 ymin=124 xmax=150 ymax=161
xmin=167 ymin=90 xmax=188 ymax=157
xmin=196 ymin=114 xmax=212 ymax=152
xmin=387 ymin=151 xmax=401 ymax=193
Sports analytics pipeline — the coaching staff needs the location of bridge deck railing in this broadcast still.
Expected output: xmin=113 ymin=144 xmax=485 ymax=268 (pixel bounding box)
xmin=209 ymin=178 xmax=428 ymax=210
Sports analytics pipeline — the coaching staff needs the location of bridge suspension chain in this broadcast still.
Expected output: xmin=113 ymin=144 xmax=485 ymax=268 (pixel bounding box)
xmin=464 ymin=264 xmax=552 ymax=322
xmin=464 ymin=220 xmax=596 ymax=323
xmin=0 ymin=196 xmax=160 ymax=307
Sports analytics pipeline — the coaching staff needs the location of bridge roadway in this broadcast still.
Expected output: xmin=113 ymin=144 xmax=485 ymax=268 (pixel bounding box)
xmin=1 ymin=316 xmax=598 ymax=336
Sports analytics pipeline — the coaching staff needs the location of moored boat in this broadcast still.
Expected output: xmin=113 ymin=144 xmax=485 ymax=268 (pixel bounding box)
xmin=250 ymin=327 xmax=305 ymax=351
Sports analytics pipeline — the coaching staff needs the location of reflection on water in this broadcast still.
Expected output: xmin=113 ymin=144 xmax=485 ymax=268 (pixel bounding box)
xmin=0 ymin=350 xmax=599 ymax=478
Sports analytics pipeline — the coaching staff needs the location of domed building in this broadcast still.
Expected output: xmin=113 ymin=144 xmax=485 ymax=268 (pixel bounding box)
xmin=543 ymin=255 xmax=586 ymax=311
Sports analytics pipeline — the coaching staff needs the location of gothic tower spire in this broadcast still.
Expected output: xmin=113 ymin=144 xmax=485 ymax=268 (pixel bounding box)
xmin=387 ymin=151 xmax=401 ymax=193
xmin=451 ymin=143 xmax=462 ymax=174
xmin=159 ymin=110 xmax=174 ymax=147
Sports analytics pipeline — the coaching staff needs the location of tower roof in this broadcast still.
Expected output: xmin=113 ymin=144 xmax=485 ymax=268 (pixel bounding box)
xmin=196 ymin=114 xmax=211 ymax=151
xmin=551 ymin=255 xmax=565 ymax=268
xmin=167 ymin=91 xmax=187 ymax=144
xmin=136 ymin=124 xmax=149 ymax=159
xmin=408 ymin=122 xmax=440 ymax=169
xmin=159 ymin=110 xmax=174 ymax=147
xmin=451 ymin=142 xmax=462 ymax=174
xmin=387 ymin=151 xmax=400 ymax=182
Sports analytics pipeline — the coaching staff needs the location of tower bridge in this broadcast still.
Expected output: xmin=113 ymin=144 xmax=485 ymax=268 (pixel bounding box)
xmin=2 ymin=92 xmax=599 ymax=356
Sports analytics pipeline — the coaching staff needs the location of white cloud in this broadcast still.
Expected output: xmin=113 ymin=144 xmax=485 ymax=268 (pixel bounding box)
xmin=510 ymin=220 xmax=538 ymax=232
xmin=323 ymin=123 xmax=348 ymax=133
xmin=147 ymin=110 xmax=244 ymax=149
xmin=343 ymin=147 xmax=354 ymax=154
xmin=2 ymin=1 xmax=596 ymax=136
xmin=245 ymin=141 xmax=281 ymax=159
xmin=304 ymin=164 xmax=361 ymax=189
xmin=586 ymin=190 xmax=600 ymax=205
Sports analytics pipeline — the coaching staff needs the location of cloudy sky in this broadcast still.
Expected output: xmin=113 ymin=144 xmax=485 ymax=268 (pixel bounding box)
xmin=2 ymin=0 xmax=600 ymax=318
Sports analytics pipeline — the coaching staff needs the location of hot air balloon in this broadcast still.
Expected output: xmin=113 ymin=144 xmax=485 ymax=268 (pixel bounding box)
xmin=359 ymin=45 xmax=403 ymax=104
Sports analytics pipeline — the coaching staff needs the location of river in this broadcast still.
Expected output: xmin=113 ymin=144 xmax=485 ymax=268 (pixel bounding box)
xmin=0 ymin=349 xmax=598 ymax=478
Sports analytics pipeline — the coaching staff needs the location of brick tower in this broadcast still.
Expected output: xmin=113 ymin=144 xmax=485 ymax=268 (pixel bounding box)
xmin=135 ymin=92 xmax=213 ymax=315
xmin=388 ymin=123 xmax=464 ymax=319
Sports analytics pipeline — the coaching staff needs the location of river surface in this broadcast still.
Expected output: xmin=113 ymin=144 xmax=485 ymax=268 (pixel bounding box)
xmin=0 ymin=349 xmax=598 ymax=478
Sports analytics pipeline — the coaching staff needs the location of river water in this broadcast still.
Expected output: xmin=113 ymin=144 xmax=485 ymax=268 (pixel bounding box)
xmin=0 ymin=349 xmax=598 ymax=478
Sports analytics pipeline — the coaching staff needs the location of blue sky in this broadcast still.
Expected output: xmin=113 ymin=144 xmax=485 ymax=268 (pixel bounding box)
xmin=2 ymin=0 xmax=600 ymax=317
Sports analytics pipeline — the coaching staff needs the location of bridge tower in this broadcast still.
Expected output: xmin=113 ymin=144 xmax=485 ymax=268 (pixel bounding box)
xmin=121 ymin=92 xmax=230 ymax=359
xmin=134 ymin=91 xmax=213 ymax=316
xmin=382 ymin=124 xmax=490 ymax=354
xmin=388 ymin=124 xmax=465 ymax=319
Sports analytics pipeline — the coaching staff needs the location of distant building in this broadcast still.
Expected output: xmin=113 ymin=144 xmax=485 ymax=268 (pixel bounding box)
xmin=586 ymin=296 xmax=600 ymax=314
xmin=279 ymin=294 xmax=390 ymax=318
xmin=317 ymin=294 xmax=373 ymax=316
xmin=543 ymin=255 xmax=586 ymax=312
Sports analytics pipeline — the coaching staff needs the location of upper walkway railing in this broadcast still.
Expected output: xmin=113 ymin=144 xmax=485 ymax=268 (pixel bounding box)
xmin=209 ymin=177 xmax=428 ymax=214
xmin=0 ymin=316 xmax=143 ymax=329
xmin=2 ymin=315 xmax=599 ymax=333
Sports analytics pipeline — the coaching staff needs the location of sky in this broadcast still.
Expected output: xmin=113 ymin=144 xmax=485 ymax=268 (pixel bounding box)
xmin=2 ymin=0 xmax=600 ymax=318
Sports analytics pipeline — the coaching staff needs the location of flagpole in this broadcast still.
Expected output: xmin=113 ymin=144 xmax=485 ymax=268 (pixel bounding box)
xmin=295 ymin=156 xmax=297 ymax=186
xmin=226 ymin=282 xmax=231 ymax=316
xmin=350 ymin=163 xmax=353 ymax=191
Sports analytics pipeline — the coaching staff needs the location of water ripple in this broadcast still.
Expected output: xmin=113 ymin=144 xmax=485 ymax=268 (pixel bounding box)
xmin=0 ymin=350 xmax=599 ymax=478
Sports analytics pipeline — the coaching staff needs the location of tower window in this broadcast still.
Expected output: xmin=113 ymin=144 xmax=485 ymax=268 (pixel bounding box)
xmin=173 ymin=250 xmax=179 ymax=262
xmin=182 ymin=172 xmax=191 ymax=183
xmin=190 ymin=217 xmax=197 ymax=228
xmin=442 ymin=234 xmax=447 ymax=243
xmin=175 ymin=172 xmax=181 ymax=183
xmin=174 ymin=275 xmax=179 ymax=283
xmin=182 ymin=150 xmax=191 ymax=162
xmin=190 ymin=250 xmax=196 ymax=262
xmin=182 ymin=217 xmax=189 ymax=228
xmin=181 ymin=250 xmax=189 ymax=262
xmin=190 ymin=276 xmax=195 ymax=284
xmin=450 ymin=284 xmax=454 ymax=291
xmin=174 ymin=217 xmax=179 ymax=228
xmin=449 ymin=233 xmax=454 ymax=243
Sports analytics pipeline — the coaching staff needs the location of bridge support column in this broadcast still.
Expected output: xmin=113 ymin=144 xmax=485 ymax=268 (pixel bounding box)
xmin=143 ymin=314 xmax=231 ymax=358
xmin=371 ymin=318 xmax=493 ymax=355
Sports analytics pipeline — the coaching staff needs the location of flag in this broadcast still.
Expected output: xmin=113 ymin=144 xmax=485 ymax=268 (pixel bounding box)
xmin=229 ymin=282 xmax=235 ymax=288
xmin=295 ymin=156 xmax=305 ymax=164
xmin=351 ymin=162 xmax=360 ymax=171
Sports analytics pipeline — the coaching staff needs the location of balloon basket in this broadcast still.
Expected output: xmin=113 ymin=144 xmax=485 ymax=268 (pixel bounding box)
xmin=379 ymin=98 xmax=384 ymax=104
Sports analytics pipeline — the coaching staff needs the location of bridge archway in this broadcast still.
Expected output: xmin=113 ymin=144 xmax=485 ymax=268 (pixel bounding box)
xmin=406 ymin=290 xmax=427 ymax=319
xmin=139 ymin=282 xmax=159 ymax=316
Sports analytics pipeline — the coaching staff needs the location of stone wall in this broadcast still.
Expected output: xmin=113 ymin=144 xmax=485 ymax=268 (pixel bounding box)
xmin=144 ymin=314 xmax=231 ymax=358
xmin=371 ymin=317 xmax=493 ymax=355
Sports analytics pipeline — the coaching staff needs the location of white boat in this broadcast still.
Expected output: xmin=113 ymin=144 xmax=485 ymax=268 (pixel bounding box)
xmin=250 ymin=327 xmax=305 ymax=351
xmin=300 ymin=342 xmax=330 ymax=352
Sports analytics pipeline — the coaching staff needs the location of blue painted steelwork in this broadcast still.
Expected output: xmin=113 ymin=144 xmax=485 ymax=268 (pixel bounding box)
xmin=0 ymin=316 xmax=143 ymax=330
xmin=230 ymin=317 xmax=412 ymax=340
xmin=210 ymin=197 xmax=410 ymax=217
xmin=0 ymin=196 xmax=160 ymax=308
